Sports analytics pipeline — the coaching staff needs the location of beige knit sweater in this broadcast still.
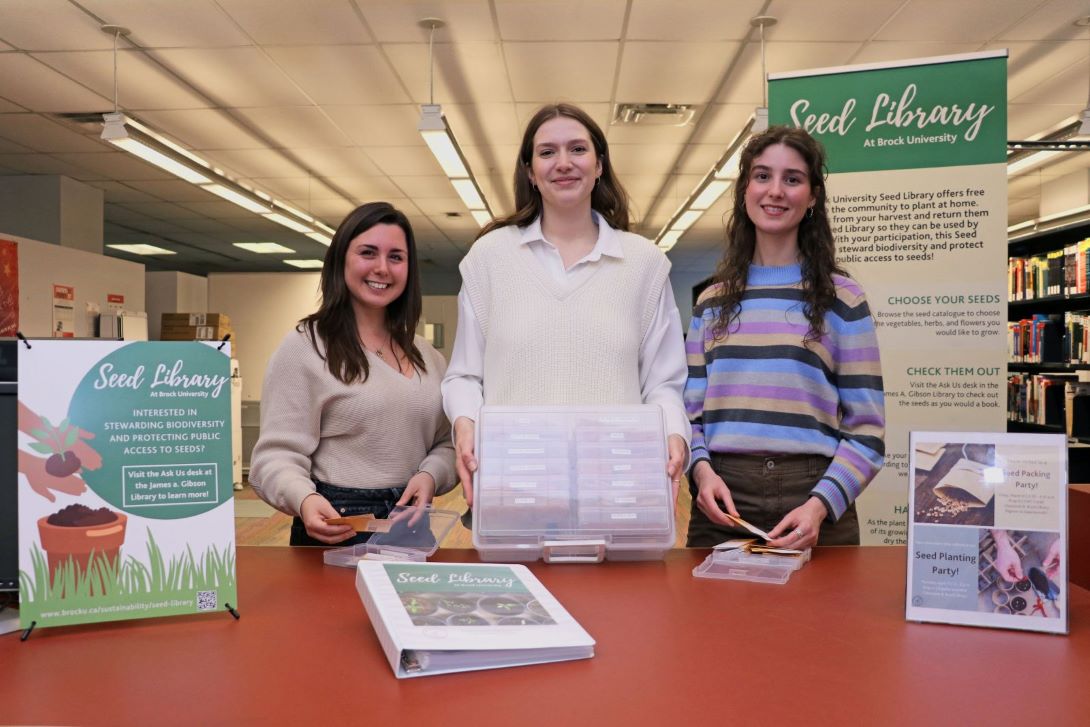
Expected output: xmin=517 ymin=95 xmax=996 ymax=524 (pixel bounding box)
xmin=250 ymin=328 xmax=456 ymax=516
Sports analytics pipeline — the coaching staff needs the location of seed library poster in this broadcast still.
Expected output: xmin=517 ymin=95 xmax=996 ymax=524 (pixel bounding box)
xmin=906 ymin=432 xmax=1067 ymax=634
xmin=769 ymin=51 xmax=1008 ymax=545
xmin=17 ymin=340 xmax=236 ymax=629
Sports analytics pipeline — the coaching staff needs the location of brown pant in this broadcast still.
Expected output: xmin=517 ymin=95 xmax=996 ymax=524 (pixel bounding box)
xmin=686 ymin=452 xmax=859 ymax=547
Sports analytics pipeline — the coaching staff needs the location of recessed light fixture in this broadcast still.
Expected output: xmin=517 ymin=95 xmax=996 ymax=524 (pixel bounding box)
xmin=233 ymin=242 xmax=295 ymax=254
xmin=108 ymin=243 xmax=176 ymax=256
xmin=284 ymin=259 xmax=324 ymax=269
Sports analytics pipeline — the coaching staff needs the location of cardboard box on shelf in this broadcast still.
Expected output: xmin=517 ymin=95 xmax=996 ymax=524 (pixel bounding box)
xmin=161 ymin=312 xmax=231 ymax=328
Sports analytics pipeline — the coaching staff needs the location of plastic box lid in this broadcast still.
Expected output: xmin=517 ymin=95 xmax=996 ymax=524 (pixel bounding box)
xmin=692 ymin=548 xmax=812 ymax=584
xmin=472 ymin=405 xmax=675 ymax=563
xmin=323 ymin=505 xmax=459 ymax=567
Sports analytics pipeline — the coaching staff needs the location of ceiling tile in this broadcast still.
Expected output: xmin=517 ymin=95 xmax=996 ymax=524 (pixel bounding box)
xmin=0 ymin=98 xmax=27 ymax=113
xmin=299 ymin=146 xmax=383 ymax=177
xmin=383 ymin=42 xmax=514 ymax=104
xmin=0 ymin=137 xmax=32 ymax=154
xmin=442 ymin=104 xmax=521 ymax=149
xmin=0 ymin=153 xmax=91 ymax=176
xmin=764 ymin=0 xmax=905 ymax=42
xmin=1003 ymin=41 xmax=1088 ymax=101
xmin=32 ymin=50 xmax=210 ymax=111
xmin=722 ymin=42 xmax=865 ymax=105
xmin=234 ymin=107 xmax=353 ymax=149
xmin=364 ymin=145 xmax=446 ymax=176
xmin=0 ymin=114 xmax=105 ymax=152
xmin=619 ymin=42 xmax=740 ymax=104
xmin=994 ymin=0 xmax=1089 ymax=41
xmin=873 ymin=0 xmax=1036 ymax=42
xmin=120 ymin=200 xmax=207 ymax=220
xmin=323 ymin=104 xmax=424 ymax=146
xmin=78 ymin=0 xmax=254 ymax=48
xmin=495 ymin=0 xmax=626 ymax=41
xmin=356 ymin=1 xmax=496 ymax=43
xmin=53 ymin=151 xmax=176 ymax=180
xmin=504 ymin=43 xmax=618 ymax=102
xmin=203 ymin=147 xmax=310 ymax=180
xmin=138 ymin=109 xmax=267 ymax=150
xmin=514 ymin=103 xmax=612 ymax=133
xmin=152 ymin=47 xmax=311 ymax=107
xmin=216 ymin=0 xmax=373 ymax=44
xmin=324 ymin=175 xmax=404 ymax=199
xmin=0 ymin=55 xmax=109 ymax=112
xmin=627 ymin=0 xmax=764 ymax=41
xmin=390 ymin=175 xmax=463 ymax=198
xmin=89 ymin=180 xmax=169 ymax=203
xmin=264 ymin=45 xmax=411 ymax=104
xmin=608 ymin=142 xmax=683 ymax=177
xmin=849 ymin=41 xmax=982 ymax=65
xmin=1008 ymin=104 xmax=1082 ymax=139
xmin=0 ymin=0 xmax=115 ymax=51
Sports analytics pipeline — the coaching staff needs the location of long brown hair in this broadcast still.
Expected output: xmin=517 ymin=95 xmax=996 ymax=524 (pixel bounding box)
xmin=707 ymin=126 xmax=845 ymax=344
xmin=299 ymin=202 xmax=425 ymax=383
xmin=478 ymin=103 xmax=631 ymax=238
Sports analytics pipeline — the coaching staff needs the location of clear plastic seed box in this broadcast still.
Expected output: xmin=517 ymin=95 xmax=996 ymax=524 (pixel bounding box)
xmin=692 ymin=547 xmax=812 ymax=584
xmin=472 ymin=405 xmax=675 ymax=563
xmin=323 ymin=505 xmax=459 ymax=567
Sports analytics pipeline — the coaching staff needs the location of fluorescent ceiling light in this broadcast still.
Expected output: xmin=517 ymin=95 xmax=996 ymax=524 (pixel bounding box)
xmin=451 ymin=178 xmax=486 ymax=210
xmin=1006 ymin=220 xmax=1035 ymax=234
xmin=233 ymin=242 xmax=294 ymax=254
xmin=672 ymin=210 xmax=704 ymax=232
xmin=690 ymin=180 xmax=732 ymax=211
xmin=419 ymin=105 xmax=470 ymax=178
xmin=203 ymin=184 xmax=271 ymax=214
xmin=263 ymin=213 xmax=312 ymax=234
xmin=108 ymin=243 xmax=175 ymax=256
xmin=657 ymin=230 xmax=683 ymax=251
xmin=107 ymin=137 xmax=211 ymax=185
xmin=470 ymin=210 xmax=492 ymax=227
xmin=1007 ymin=150 xmax=1063 ymax=177
xmin=305 ymin=232 xmax=333 ymax=246
xmin=284 ymin=259 xmax=324 ymax=269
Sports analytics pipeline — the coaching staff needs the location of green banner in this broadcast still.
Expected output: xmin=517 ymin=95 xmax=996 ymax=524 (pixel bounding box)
xmin=769 ymin=55 xmax=1006 ymax=173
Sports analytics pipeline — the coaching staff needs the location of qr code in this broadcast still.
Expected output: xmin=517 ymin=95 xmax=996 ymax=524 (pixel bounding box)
xmin=196 ymin=590 xmax=217 ymax=611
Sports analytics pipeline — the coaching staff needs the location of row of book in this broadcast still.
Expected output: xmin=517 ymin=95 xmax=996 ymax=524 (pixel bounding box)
xmin=1008 ymin=311 xmax=1090 ymax=364
xmin=1007 ymin=372 xmax=1090 ymax=437
xmin=1008 ymin=240 xmax=1090 ymax=301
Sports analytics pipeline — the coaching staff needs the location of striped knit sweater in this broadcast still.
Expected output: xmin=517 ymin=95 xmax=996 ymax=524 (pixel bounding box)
xmin=684 ymin=263 xmax=885 ymax=521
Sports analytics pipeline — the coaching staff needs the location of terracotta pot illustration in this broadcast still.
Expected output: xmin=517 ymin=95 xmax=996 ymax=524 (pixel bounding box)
xmin=37 ymin=512 xmax=128 ymax=582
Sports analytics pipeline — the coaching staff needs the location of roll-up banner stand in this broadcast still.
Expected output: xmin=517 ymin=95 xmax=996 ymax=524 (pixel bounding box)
xmin=769 ymin=51 xmax=1009 ymax=545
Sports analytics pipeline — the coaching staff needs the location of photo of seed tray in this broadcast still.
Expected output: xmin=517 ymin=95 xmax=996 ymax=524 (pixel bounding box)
xmin=399 ymin=592 xmax=557 ymax=627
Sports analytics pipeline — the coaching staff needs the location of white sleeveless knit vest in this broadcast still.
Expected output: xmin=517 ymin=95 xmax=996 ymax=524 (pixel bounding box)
xmin=459 ymin=225 xmax=670 ymax=406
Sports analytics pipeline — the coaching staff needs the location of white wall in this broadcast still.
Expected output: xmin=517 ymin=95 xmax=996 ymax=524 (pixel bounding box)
xmin=8 ymin=232 xmax=145 ymax=338
xmin=145 ymin=270 xmax=208 ymax=340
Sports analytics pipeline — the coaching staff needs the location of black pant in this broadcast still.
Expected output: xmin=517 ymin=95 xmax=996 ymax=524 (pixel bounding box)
xmin=290 ymin=481 xmax=405 ymax=547
xmin=686 ymin=453 xmax=859 ymax=548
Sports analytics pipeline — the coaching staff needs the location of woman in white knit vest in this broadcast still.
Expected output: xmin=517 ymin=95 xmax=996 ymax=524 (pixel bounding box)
xmin=250 ymin=202 xmax=455 ymax=545
xmin=442 ymin=103 xmax=690 ymax=506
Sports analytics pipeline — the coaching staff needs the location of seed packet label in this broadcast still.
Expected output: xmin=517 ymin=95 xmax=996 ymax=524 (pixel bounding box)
xmin=17 ymin=341 xmax=236 ymax=630
xmin=906 ymin=432 xmax=1067 ymax=635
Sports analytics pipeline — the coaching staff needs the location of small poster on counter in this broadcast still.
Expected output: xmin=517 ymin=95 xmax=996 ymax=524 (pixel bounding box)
xmin=906 ymin=431 xmax=1067 ymax=634
xmin=51 ymin=284 xmax=75 ymax=338
xmin=16 ymin=340 xmax=236 ymax=630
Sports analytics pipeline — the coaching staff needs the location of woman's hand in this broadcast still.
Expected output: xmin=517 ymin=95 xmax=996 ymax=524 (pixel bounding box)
xmin=1043 ymin=537 xmax=1062 ymax=581
xmin=453 ymin=417 xmax=478 ymax=507
xmin=300 ymin=493 xmax=356 ymax=545
xmin=692 ymin=460 xmax=739 ymax=525
xmin=397 ymin=471 xmax=436 ymax=508
xmin=767 ymin=497 xmax=826 ymax=550
xmin=992 ymin=529 xmax=1024 ymax=583
xmin=665 ymin=434 xmax=687 ymax=506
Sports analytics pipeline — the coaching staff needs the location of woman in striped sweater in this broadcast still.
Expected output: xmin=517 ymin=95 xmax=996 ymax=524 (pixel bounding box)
xmin=685 ymin=126 xmax=885 ymax=549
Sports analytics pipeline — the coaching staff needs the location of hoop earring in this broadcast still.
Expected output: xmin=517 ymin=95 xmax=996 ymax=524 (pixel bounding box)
xmin=594 ymin=176 xmax=600 ymax=188
xmin=805 ymin=206 xmax=814 ymax=220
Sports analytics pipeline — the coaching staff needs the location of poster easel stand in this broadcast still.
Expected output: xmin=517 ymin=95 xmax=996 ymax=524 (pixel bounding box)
xmin=21 ymin=603 xmax=241 ymax=641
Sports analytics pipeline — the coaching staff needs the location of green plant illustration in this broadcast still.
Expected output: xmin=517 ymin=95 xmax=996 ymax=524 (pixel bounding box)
xmin=19 ymin=528 xmax=236 ymax=623
xmin=27 ymin=416 xmax=83 ymax=476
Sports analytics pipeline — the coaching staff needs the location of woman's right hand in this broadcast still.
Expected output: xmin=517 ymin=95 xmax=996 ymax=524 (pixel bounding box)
xmin=453 ymin=417 xmax=478 ymax=507
xmin=300 ymin=493 xmax=357 ymax=544
xmin=693 ymin=460 xmax=740 ymax=525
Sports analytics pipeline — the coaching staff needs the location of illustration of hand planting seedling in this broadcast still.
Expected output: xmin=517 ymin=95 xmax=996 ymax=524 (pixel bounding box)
xmin=27 ymin=417 xmax=86 ymax=477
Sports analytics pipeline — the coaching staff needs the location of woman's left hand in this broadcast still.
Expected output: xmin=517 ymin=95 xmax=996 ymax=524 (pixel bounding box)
xmin=397 ymin=471 xmax=436 ymax=508
xmin=665 ymin=434 xmax=687 ymax=506
xmin=767 ymin=497 xmax=827 ymax=550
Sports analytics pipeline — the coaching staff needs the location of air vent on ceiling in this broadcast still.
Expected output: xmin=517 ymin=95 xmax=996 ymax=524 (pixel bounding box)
xmin=613 ymin=103 xmax=695 ymax=127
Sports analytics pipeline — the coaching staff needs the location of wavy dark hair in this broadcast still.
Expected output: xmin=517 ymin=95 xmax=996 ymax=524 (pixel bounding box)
xmin=478 ymin=103 xmax=631 ymax=238
xmin=707 ymin=125 xmax=845 ymax=345
xmin=299 ymin=202 xmax=425 ymax=384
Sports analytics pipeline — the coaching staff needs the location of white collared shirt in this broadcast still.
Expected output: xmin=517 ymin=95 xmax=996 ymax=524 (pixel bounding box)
xmin=441 ymin=213 xmax=691 ymax=444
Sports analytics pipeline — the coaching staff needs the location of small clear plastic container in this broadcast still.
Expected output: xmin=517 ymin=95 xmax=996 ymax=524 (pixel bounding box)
xmin=323 ymin=505 xmax=459 ymax=567
xmin=692 ymin=547 xmax=812 ymax=584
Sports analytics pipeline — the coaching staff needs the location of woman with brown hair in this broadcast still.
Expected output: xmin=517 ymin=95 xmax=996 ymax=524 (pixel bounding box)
xmin=251 ymin=202 xmax=455 ymax=545
xmin=684 ymin=126 xmax=885 ymax=549
xmin=442 ymin=103 xmax=690 ymax=506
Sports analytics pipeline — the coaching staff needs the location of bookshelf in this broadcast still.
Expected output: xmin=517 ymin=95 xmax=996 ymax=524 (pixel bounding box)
xmin=1008 ymin=219 xmax=1090 ymax=481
